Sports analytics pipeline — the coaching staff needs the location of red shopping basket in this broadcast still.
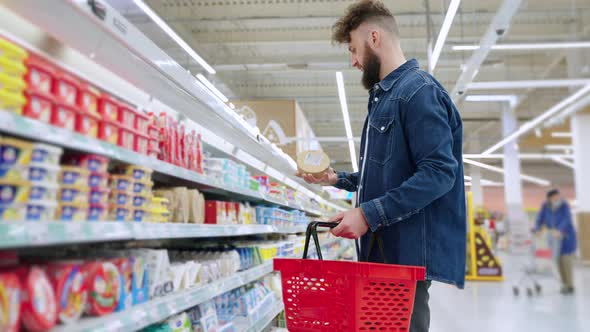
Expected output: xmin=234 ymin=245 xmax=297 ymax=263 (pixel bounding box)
xmin=274 ymin=222 xmax=425 ymax=332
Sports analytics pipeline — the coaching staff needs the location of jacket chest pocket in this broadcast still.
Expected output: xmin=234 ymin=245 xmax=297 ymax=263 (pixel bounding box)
xmin=368 ymin=116 xmax=395 ymax=165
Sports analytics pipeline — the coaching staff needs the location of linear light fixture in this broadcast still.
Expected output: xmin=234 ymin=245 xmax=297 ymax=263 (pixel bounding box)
xmin=464 ymin=153 xmax=572 ymax=160
xmin=196 ymin=74 xmax=229 ymax=103
xmin=482 ymin=84 xmax=590 ymax=155
xmin=551 ymin=157 xmax=575 ymax=169
xmin=463 ymin=158 xmax=551 ymax=186
xmin=545 ymin=144 xmax=573 ymax=151
xmin=468 ymin=79 xmax=590 ymax=90
xmin=465 ymin=94 xmax=518 ymax=108
xmin=133 ymin=0 xmax=216 ymax=74
xmin=453 ymin=41 xmax=590 ymax=51
xmin=336 ymin=72 xmax=358 ymax=172
xmin=551 ymin=132 xmax=572 ymax=138
xmin=430 ymin=0 xmax=461 ymax=72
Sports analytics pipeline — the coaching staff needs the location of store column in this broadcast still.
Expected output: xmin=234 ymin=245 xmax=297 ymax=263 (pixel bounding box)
xmin=502 ymin=106 xmax=528 ymax=252
xmin=471 ymin=166 xmax=484 ymax=208
xmin=567 ymin=48 xmax=590 ymax=262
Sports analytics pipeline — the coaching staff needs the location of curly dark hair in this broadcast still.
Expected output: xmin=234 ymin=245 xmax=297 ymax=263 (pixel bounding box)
xmin=332 ymin=0 xmax=399 ymax=44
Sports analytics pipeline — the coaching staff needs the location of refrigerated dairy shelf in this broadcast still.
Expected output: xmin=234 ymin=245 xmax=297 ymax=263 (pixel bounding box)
xmin=0 ymin=222 xmax=312 ymax=249
xmin=244 ymin=303 xmax=285 ymax=332
xmin=0 ymin=111 xmax=323 ymax=217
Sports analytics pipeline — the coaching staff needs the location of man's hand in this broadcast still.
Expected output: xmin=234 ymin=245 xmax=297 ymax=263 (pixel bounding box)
xmin=329 ymin=208 xmax=370 ymax=239
xmin=295 ymin=167 xmax=338 ymax=186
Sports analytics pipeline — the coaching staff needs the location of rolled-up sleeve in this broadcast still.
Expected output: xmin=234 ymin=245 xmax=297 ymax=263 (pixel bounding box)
xmin=360 ymin=84 xmax=459 ymax=232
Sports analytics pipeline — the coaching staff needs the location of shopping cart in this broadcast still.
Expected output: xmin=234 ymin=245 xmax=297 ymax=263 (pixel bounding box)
xmin=274 ymin=222 xmax=425 ymax=332
xmin=512 ymin=229 xmax=561 ymax=297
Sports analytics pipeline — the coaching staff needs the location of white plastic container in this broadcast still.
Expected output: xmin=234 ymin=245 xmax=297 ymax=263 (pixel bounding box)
xmin=29 ymin=182 xmax=59 ymax=201
xmin=31 ymin=143 xmax=63 ymax=165
xmin=26 ymin=200 xmax=58 ymax=221
xmin=28 ymin=162 xmax=61 ymax=183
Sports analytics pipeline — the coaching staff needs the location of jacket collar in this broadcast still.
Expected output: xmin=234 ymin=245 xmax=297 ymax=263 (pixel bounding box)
xmin=376 ymin=59 xmax=419 ymax=92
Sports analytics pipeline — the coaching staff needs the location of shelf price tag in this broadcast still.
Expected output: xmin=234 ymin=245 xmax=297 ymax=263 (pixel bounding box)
xmin=28 ymin=223 xmax=49 ymax=245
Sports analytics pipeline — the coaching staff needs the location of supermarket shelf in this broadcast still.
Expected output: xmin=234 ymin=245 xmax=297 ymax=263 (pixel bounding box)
xmin=244 ymin=302 xmax=285 ymax=332
xmin=0 ymin=111 xmax=323 ymax=216
xmin=51 ymin=261 xmax=275 ymax=332
xmin=0 ymin=222 xmax=313 ymax=249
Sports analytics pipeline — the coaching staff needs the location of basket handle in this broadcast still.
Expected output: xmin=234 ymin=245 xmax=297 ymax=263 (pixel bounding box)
xmin=302 ymin=221 xmax=338 ymax=260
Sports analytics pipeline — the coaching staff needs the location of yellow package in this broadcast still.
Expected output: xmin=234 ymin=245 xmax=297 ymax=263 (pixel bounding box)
xmin=0 ymin=56 xmax=26 ymax=76
xmin=0 ymin=38 xmax=27 ymax=62
xmin=0 ymin=72 xmax=26 ymax=93
xmin=0 ymin=138 xmax=32 ymax=167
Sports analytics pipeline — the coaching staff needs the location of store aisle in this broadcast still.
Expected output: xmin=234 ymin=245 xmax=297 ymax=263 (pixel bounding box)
xmin=430 ymin=254 xmax=590 ymax=332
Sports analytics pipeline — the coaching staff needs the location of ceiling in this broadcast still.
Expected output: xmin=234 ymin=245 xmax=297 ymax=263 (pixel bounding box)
xmin=107 ymin=0 xmax=590 ymax=188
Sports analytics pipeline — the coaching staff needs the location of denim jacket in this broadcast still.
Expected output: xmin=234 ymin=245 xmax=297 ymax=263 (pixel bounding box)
xmin=335 ymin=59 xmax=466 ymax=288
xmin=535 ymin=201 xmax=577 ymax=255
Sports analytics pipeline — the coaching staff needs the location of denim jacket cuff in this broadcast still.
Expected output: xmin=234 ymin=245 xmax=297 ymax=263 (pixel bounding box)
xmin=335 ymin=171 xmax=353 ymax=191
xmin=360 ymin=199 xmax=386 ymax=232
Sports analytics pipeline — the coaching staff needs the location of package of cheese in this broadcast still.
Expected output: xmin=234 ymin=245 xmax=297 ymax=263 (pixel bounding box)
xmin=297 ymin=150 xmax=330 ymax=178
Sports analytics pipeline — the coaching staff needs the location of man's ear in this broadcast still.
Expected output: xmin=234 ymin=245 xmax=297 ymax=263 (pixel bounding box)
xmin=369 ymin=29 xmax=381 ymax=49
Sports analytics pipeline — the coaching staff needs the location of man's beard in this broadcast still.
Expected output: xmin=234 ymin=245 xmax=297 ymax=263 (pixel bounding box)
xmin=362 ymin=46 xmax=381 ymax=90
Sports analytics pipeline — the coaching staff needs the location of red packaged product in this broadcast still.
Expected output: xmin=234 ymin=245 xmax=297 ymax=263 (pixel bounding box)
xmin=77 ymin=83 xmax=100 ymax=115
xmin=52 ymin=72 xmax=80 ymax=106
xmin=205 ymin=200 xmax=227 ymax=224
xmin=97 ymin=95 xmax=119 ymax=121
xmin=98 ymin=119 xmax=120 ymax=145
xmin=195 ymin=133 xmax=203 ymax=174
xmin=148 ymin=137 xmax=159 ymax=151
xmin=82 ymin=262 xmax=120 ymax=316
xmin=147 ymin=123 xmax=159 ymax=140
xmin=157 ymin=114 xmax=174 ymax=163
xmin=18 ymin=266 xmax=58 ymax=332
xmin=51 ymin=102 xmax=77 ymax=131
xmin=0 ymin=271 xmax=21 ymax=332
xmin=118 ymin=127 xmax=136 ymax=150
xmin=147 ymin=148 xmax=159 ymax=159
xmin=25 ymin=55 xmax=56 ymax=94
xmin=134 ymin=110 xmax=150 ymax=134
xmin=24 ymin=89 xmax=54 ymax=123
xmin=45 ymin=262 xmax=87 ymax=325
xmin=176 ymin=124 xmax=185 ymax=167
xmin=134 ymin=132 xmax=149 ymax=155
xmin=75 ymin=109 xmax=100 ymax=138
xmin=118 ymin=103 xmax=136 ymax=129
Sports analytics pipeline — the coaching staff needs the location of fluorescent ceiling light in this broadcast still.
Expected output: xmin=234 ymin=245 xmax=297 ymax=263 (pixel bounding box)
xmin=430 ymin=0 xmax=461 ymax=72
xmin=465 ymin=94 xmax=518 ymax=108
xmin=196 ymin=74 xmax=229 ymax=103
xmin=463 ymin=158 xmax=551 ymax=186
xmin=336 ymin=72 xmax=358 ymax=172
xmin=551 ymin=132 xmax=572 ymax=138
xmin=545 ymin=144 xmax=573 ymax=151
xmin=453 ymin=41 xmax=590 ymax=51
xmin=464 ymin=153 xmax=572 ymax=159
xmin=133 ymin=0 xmax=216 ymax=74
xmin=482 ymin=85 xmax=590 ymax=155
xmin=551 ymin=157 xmax=575 ymax=169
xmin=468 ymin=79 xmax=590 ymax=90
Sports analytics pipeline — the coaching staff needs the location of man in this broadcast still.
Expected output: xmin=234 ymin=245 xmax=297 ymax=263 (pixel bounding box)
xmin=535 ymin=189 xmax=577 ymax=294
xmin=297 ymin=1 xmax=466 ymax=331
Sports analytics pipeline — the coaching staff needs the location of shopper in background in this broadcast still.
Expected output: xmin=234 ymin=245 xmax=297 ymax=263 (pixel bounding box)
xmin=296 ymin=1 xmax=466 ymax=331
xmin=535 ymin=189 xmax=577 ymax=294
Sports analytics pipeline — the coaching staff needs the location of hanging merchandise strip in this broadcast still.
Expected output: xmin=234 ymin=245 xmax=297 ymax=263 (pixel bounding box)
xmin=0 ymin=111 xmax=323 ymax=217
xmin=0 ymin=222 xmax=315 ymax=249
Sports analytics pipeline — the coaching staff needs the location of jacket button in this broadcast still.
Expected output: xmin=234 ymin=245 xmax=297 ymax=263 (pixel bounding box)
xmin=381 ymin=126 xmax=385 ymax=130
xmin=374 ymin=97 xmax=379 ymax=102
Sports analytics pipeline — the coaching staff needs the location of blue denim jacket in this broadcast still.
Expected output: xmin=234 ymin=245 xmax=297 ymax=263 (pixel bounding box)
xmin=335 ymin=59 xmax=466 ymax=288
xmin=535 ymin=202 xmax=577 ymax=255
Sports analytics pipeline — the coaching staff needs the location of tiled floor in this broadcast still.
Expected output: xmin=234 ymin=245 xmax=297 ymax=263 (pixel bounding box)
xmin=430 ymin=254 xmax=590 ymax=332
